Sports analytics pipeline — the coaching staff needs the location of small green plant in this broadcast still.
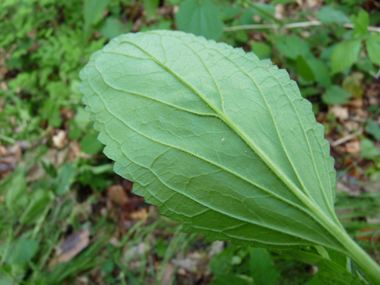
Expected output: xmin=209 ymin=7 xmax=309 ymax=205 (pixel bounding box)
xmin=80 ymin=30 xmax=380 ymax=284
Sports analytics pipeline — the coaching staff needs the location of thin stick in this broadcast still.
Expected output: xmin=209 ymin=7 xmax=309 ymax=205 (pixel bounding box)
xmin=224 ymin=21 xmax=380 ymax=32
xmin=331 ymin=129 xmax=363 ymax=147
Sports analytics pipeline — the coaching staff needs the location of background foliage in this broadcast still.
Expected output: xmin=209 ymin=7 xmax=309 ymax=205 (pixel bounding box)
xmin=0 ymin=0 xmax=379 ymax=284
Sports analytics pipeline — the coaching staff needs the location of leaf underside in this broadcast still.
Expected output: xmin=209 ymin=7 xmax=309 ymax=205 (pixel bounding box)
xmin=80 ymin=30 xmax=342 ymax=251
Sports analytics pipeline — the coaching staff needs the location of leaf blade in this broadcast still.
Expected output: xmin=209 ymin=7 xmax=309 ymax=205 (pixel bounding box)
xmin=366 ymin=33 xmax=380 ymax=66
xmin=80 ymin=30 xmax=343 ymax=252
xmin=330 ymin=39 xmax=361 ymax=74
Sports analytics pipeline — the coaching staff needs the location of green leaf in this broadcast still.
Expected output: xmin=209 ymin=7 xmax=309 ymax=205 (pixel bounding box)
xmin=275 ymin=34 xmax=311 ymax=60
xmin=69 ymin=107 xmax=92 ymax=140
xmin=143 ymin=0 xmax=159 ymax=19
xmin=330 ymin=39 xmax=361 ymax=74
xmin=278 ymin=248 xmax=346 ymax=272
xmin=308 ymin=58 xmax=331 ymax=87
xmin=360 ymin=138 xmax=380 ymax=159
xmin=317 ymin=6 xmax=351 ymax=25
xmin=365 ymin=33 xmax=380 ymax=66
xmin=322 ymin=85 xmax=351 ymax=105
xmin=250 ymin=42 xmax=271 ymax=60
xmin=272 ymin=0 xmax=296 ymax=5
xmin=235 ymin=30 xmax=249 ymax=43
xmin=99 ymin=17 xmax=125 ymax=39
xmin=342 ymin=72 xmax=363 ymax=98
xmin=80 ymin=31 xmax=380 ymax=282
xmin=0 ymin=238 xmax=39 ymax=265
xmin=84 ymin=0 xmax=110 ymax=28
xmin=300 ymin=87 xmax=318 ymax=98
xmin=310 ymin=268 xmax=366 ymax=285
xmin=54 ymin=163 xmax=76 ymax=195
xmin=81 ymin=133 xmax=104 ymax=154
xmin=166 ymin=0 xmax=182 ymax=4
xmin=68 ymin=121 xmax=82 ymax=140
xmin=240 ymin=3 xmax=275 ymax=23
xmin=175 ymin=0 xmax=223 ymax=40
xmin=140 ymin=20 xmax=171 ymax=32
xmin=74 ymin=108 xmax=92 ymax=131
xmin=249 ymin=3 xmax=275 ymax=20
xmin=250 ymin=249 xmax=278 ymax=285
xmin=350 ymin=10 xmax=369 ymax=37
xmin=296 ymin=55 xmax=315 ymax=82
xmin=280 ymin=247 xmax=362 ymax=284
xmin=41 ymin=98 xmax=62 ymax=127
xmin=326 ymin=248 xmax=350 ymax=272
xmin=5 ymin=174 xmax=28 ymax=212
xmin=210 ymin=247 xmax=235 ymax=275
xmin=365 ymin=119 xmax=380 ymax=141
xmin=19 ymin=189 xmax=52 ymax=225
xmin=80 ymin=30 xmax=341 ymax=250
xmin=220 ymin=4 xmax=241 ymax=21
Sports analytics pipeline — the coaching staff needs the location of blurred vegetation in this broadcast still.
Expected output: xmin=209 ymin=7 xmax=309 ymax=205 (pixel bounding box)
xmin=0 ymin=0 xmax=379 ymax=284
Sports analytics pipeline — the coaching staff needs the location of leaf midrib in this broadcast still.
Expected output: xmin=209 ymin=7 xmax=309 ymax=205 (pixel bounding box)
xmin=195 ymin=42 xmax=335 ymax=219
xmin=222 ymin=46 xmax=336 ymax=217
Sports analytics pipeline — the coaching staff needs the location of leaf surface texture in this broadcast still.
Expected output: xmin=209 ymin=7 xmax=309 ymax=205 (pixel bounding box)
xmin=80 ymin=30 xmax=342 ymax=251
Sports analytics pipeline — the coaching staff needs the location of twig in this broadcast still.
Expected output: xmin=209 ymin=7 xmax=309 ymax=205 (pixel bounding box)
xmin=349 ymin=117 xmax=367 ymax=123
xmin=225 ymin=24 xmax=279 ymax=31
xmin=224 ymin=21 xmax=380 ymax=32
xmin=331 ymin=129 xmax=363 ymax=147
xmin=343 ymin=23 xmax=380 ymax=32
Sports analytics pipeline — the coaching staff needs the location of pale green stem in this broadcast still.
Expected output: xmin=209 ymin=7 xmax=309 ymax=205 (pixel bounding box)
xmin=337 ymin=230 xmax=380 ymax=285
xmin=310 ymin=203 xmax=380 ymax=284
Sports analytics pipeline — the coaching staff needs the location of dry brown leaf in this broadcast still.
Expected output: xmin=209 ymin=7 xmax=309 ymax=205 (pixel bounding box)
xmin=275 ymin=5 xmax=285 ymax=20
xmin=56 ymin=228 xmax=90 ymax=264
xmin=107 ymin=185 xmax=129 ymax=206
xmin=0 ymin=82 xmax=7 ymax=91
xmin=364 ymin=180 xmax=380 ymax=193
xmin=177 ymin=267 xmax=187 ymax=276
xmin=161 ymin=262 xmax=175 ymax=285
xmin=345 ymin=140 xmax=361 ymax=154
xmin=208 ymin=241 xmax=224 ymax=259
xmin=0 ymin=67 xmax=8 ymax=77
xmin=345 ymin=98 xmax=363 ymax=108
xmin=0 ymin=144 xmax=22 ymax=177
xmin=52 ymin=130 xmax=67 ymax=149
xmin=329 ymin=105 xmax=349 ymax=121
xmin=68 ymin=141 xmax=81 ymax=162
xmin=123 ymin=242 xmax=149 ymax=263
xmin=128 ymin=260 xmax=142 ymax=271
xmin=253 ymin=14 xmax=261 ymax=22
xmin=26 ymin=163 xmax=45 ymax=182
xmin=172 ymin=252 xmax=205 ymax=272
xmin=344 ymin=121 xmax=360 ymax=132
xmin=129 ymin=208 xmax=148 ymax=220
xmin=0 ymin=145 xmax=7 ymax=156
xmin=343 ymin=72 xmax=364 ymax=98
xmin=337 ymin=181 xmax=360 ymax=196
xmin=61 ymin=107 xmax=75 ymax=120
